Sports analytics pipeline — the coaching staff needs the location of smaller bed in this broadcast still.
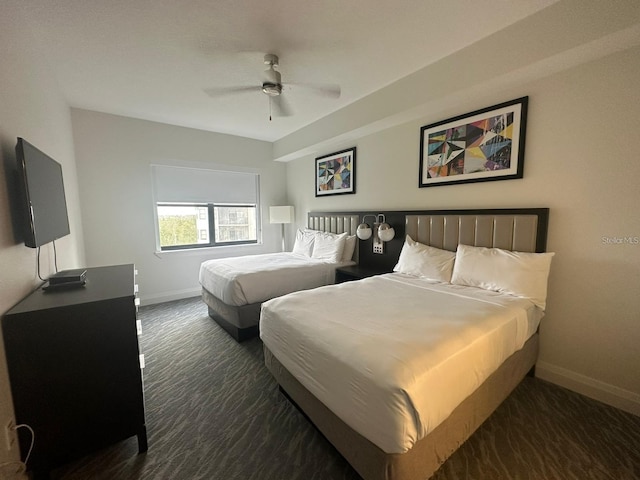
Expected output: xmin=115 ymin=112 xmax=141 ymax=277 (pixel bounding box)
xmin=199 ymin=213 xmax=359 ymax=341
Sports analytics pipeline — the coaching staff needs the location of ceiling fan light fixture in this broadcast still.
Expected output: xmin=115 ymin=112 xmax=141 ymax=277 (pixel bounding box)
xmin=262 ymin=82 xmax=282 ymax=96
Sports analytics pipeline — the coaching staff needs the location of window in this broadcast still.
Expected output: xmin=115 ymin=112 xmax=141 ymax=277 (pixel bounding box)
xmin=152 ymin=165 xmax=260 ymax=251
xmin=157 ymin=204 xmax=208 ymax=248
xmin=156 ymin=203 xmax=257 ymax=249
xmin=214 ymin=205 xmax=256 ymax=243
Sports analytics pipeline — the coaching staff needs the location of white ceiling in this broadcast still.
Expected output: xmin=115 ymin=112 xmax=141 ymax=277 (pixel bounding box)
xmin=19 ymin=0 xmax=559 ymax=142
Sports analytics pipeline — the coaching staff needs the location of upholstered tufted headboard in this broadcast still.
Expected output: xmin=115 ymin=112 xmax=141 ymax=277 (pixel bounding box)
xmin=405 ymin=211 xmax=547 ymax=253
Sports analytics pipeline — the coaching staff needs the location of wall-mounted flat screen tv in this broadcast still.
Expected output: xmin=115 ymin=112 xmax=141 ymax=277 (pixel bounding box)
xmin=16 ymin=137 xmax=70 ymax=248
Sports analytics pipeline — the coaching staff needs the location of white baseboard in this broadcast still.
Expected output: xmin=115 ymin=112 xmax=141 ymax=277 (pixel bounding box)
xmin=536 ymin=361 xmax=640 ymax=416
xmin=139 ymin=287 xmax=201 ymax=306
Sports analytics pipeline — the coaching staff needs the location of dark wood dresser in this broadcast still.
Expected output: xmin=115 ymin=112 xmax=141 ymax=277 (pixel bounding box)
xmin=2 ymin=264 xmax=147 ymax=477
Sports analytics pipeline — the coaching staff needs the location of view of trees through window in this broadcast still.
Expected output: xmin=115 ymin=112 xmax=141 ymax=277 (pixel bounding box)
xmin=157 ymin=203 xmax=256 ymax=249
xmin=157 ymin=205 xmax=208 ymax=247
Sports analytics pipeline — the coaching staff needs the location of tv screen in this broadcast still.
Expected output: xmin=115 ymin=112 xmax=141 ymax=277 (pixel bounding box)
xmin=16 ymin=138 xmax=70 ymax=248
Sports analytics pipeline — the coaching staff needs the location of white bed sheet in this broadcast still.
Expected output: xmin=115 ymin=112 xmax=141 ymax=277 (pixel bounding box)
xmin=260 ymin=273 xmax=543 ymax=454
xmin=199 ymin=252 xmax=354 ymax=306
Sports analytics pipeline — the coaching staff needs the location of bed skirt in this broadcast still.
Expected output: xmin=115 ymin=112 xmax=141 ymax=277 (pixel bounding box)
xmin=263 ymin=333 xmax=539 ymax=480
xmin=201 ymin=288 xmax=261 ymax=341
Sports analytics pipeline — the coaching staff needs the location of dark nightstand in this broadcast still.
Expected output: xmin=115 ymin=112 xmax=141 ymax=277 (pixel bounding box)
xmin=335 ymin=265 xmax=392 ymax=283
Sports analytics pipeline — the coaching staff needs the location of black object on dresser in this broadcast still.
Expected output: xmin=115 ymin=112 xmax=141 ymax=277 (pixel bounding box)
xmin=2 ymin=264 xmax=147 ymax=478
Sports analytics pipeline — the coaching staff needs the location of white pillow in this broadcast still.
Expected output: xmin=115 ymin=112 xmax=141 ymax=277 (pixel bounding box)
xmin=393 ymin=235 xmax=456 ymax=282
xmin=311 ymin=232 xmax=347 ymax=262
xmin=450 ymin=244 xmax=555 ymax=309
xmin=342 ymin=235 xmax=356 ymax=262
xmin=291 ymin=229 xmax=315 ymax=257
xmin=302 ymin=230 xmax=355 ymax=262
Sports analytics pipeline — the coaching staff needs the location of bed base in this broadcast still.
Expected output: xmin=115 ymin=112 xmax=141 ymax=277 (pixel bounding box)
xmin=264 ymin=333 xmax=539 ymax=480
xmin=202 ymin=288 xmax=261 ymax=342
xmin=200 ymin=213 xmax=360 ymax=342
xmin=206 ymin=306 xmax=259 ymax=342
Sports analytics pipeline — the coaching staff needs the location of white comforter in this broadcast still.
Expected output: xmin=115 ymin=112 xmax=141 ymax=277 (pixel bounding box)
xmin=260 ymin=273 xmax=543 ymax=454
xmin=199 ymin=252 xmax=353 ymax=306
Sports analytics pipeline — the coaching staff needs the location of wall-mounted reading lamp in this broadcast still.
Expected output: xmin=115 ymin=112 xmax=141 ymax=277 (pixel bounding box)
xmin=356 ymin=214 xmax=395 ymax=254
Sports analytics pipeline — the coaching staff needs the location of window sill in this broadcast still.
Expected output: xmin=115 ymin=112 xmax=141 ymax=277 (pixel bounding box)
xmin=153 ymin=242 xmax=267 ymax=258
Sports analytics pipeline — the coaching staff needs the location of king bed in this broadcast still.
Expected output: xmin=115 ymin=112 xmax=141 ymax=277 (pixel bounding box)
xmin=199 ymin=213 xmax=359 ymax=341
xmin=260 ymin=208 xmax=552 ymax=480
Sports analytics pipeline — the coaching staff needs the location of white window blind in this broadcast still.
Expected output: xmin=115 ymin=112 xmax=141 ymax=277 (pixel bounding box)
xmin=152 ymin=165 xmax=258 ymax=204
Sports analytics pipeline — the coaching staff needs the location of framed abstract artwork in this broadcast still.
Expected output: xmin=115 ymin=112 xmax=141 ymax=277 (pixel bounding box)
xmin=419 ymin=97 xmax=528 ymax=188
xmin=315 ymin=147 xmax=356 ymax=197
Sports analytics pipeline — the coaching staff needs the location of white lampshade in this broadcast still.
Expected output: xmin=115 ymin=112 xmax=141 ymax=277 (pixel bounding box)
xmin=356 ymin=223 xmax=372 ymax=240
xmin=269 ymin=206 xmax=295 ymax=224
xmin=378 ymin=223 xmax=395 ymax=242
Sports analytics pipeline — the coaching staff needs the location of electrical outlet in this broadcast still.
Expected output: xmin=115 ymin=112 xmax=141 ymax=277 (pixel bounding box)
xmin=5 ymin=419 xmax=15 ymax=450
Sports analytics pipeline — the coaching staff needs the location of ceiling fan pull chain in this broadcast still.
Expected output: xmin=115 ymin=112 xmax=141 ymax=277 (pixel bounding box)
xmin=269 ymin=96 xmax=272 ymax=121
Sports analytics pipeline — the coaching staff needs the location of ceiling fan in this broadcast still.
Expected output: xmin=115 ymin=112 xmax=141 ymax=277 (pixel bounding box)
xmin=204 ymin=54 xmax=341 ymax=120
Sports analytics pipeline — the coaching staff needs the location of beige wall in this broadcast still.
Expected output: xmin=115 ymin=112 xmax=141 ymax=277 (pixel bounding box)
xmin=285 ymin=46 xmax=640 ymax=415
xmin=71 ymin=109 xmax=286 ymax=304
xmin=0 ymin=1 xmax=85 ymax=469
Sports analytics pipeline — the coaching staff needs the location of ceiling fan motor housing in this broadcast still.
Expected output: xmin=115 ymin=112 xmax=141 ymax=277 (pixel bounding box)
xmin=262 ymin=57 xmax=283 ymax=96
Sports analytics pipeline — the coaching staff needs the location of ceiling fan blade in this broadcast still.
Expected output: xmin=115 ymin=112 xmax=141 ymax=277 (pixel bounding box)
xmin=203 ymin=86 xmax=258 ymax=97
xmin=272 ymin=95 xmax=293 ymax=117
xmin=291 ymin=83 xmax=341 ymax=99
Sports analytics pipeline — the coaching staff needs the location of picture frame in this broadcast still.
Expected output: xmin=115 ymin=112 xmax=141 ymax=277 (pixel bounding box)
xmin=315 ymin=147 xmax=356 ymax=197
xmin=419 ymin=97 xmax=528 ymax=188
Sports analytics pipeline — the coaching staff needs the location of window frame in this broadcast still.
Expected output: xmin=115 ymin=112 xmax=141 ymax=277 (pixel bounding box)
xmin=156 ymin=202 xmax=258 ymax=251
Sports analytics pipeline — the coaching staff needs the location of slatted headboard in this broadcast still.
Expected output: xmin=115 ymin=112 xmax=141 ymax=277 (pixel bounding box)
xmin=307 ymin=213 xmax=360 ymax=261
xmin=307 ymin=213 xmax=360 ymax=235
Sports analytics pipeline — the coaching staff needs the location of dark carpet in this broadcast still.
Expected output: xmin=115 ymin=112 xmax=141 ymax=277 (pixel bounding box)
xmin=50 ymin=296 xmax=640 ymax=480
